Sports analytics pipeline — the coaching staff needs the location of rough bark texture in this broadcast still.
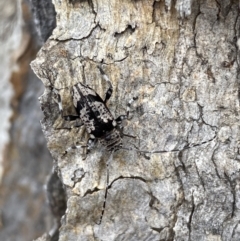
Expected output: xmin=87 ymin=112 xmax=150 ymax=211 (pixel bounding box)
xmin=31 ymin=0 xmax=240 ymax=240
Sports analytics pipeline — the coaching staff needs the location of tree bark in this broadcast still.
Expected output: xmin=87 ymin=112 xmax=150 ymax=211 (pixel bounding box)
xmin=31 ymin=0 xmax=240 ymax=240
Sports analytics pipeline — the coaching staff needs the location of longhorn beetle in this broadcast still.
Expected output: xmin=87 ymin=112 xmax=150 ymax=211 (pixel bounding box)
xmin=51 ymin=65 xmax=216 ymax=224
xmin=52 ymin=66 xmax=136 ymax=153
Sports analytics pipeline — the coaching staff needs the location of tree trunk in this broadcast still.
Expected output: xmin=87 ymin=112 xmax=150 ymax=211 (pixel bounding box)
xmin=31 ymin=0 xmax=240 ymax=240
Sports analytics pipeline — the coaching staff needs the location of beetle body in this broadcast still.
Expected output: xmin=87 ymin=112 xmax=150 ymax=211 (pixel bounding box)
xmin=71 ymin=82 xmax=123 ymax=152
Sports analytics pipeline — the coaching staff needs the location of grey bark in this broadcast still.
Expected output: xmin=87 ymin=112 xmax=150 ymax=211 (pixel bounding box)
xmin=31 ymin=0 xmax=240 ymax=240
xmin=28 ymin=0 xmax=56 ymax=44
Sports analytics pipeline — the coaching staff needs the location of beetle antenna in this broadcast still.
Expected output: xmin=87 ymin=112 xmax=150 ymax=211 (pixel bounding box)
xmin=120 ymin=136 xmax=216 ymax=154
xmin=97 ymin=152 xmax=114 ymax=225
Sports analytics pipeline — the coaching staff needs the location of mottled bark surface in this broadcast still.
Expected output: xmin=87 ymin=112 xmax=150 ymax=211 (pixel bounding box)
xmin=31 ymin=0 xmax=240 ymax=240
